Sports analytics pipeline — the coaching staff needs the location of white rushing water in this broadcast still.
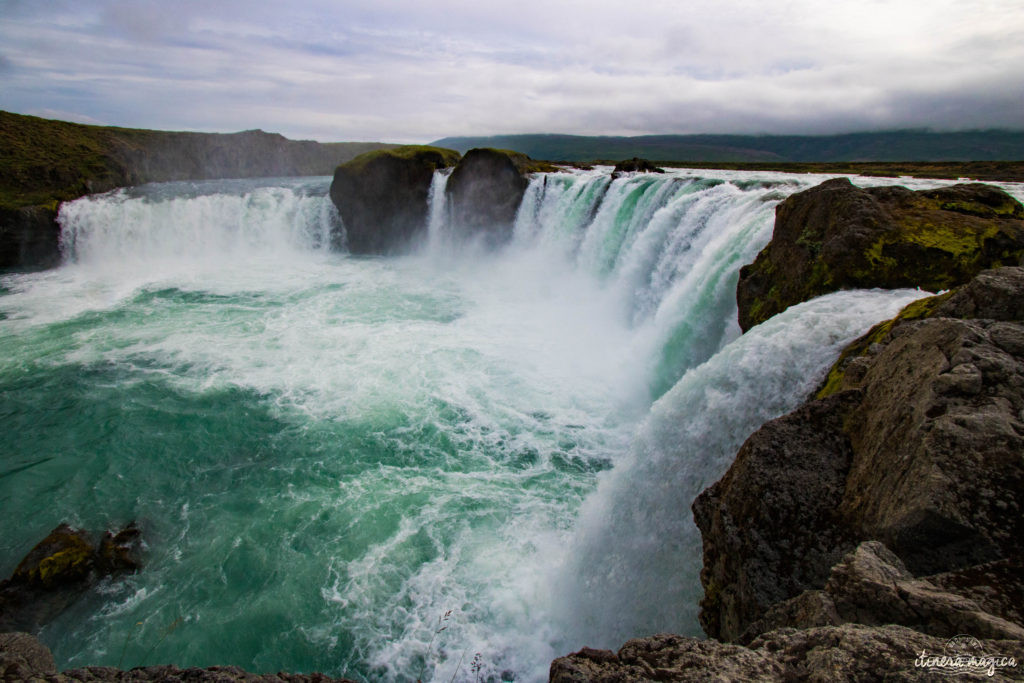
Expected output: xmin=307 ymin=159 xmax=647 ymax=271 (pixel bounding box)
xmin=0 ymin=168 xmax=998 ymax=681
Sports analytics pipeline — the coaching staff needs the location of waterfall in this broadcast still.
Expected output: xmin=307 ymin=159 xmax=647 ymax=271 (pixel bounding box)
xmin=58 ymin=178 xmax=338 ymax=267
xmin=549 ymin=287 xmax=928 ymax=650
xmin=511 ymin=170 xmax=797 ymax=397
xmin=1 ymin=168 xmax=976 ymax=681
xmin=425 ymin=168 xmax=453 ymax=252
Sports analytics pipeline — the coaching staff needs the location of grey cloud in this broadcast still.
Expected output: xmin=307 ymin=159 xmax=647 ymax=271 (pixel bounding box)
xmin=0 ymin=0 xmax=1022 ymax=142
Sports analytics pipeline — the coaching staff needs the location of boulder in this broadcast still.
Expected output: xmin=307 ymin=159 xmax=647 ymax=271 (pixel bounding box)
xmin=550 ymin=625 xmax=1024 ymax=681
xmin=445 ymin=148 xmax=555 ymax=247
xmin=736 ymin=178 xmax=1024 ymax=331
xmin=0 ymin=632 xmax=57 ymax=679
xmin=0 ymin=523 xmax=143 ymax=632
xmin=695 ymin=268 xmax=1024 ymax=642
xmin=329 ymin=146 xmax=460 ymax=254
xmin=747 ymin=542 xmax=1024 ymax=642
xmin=611 ymin=157 xmax=665 ymax=176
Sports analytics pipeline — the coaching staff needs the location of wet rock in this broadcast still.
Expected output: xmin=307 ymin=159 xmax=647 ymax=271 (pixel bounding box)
xmin=550 ymin=625 xmax=1024 ymax=681
xmin=747 ymin=542 xmax=1024 ymax=642
xmin=329 ymin=146 xmax=460 ymax=254
xmin=696 ymin=268 xmax=1024 ymax=642
xmin=0 ymin=523 xmax=143 ymax=632
xmin=0 ymin=204 xmax=62 ymax=270
xmin=736 ymin=178 xmax=1024 ymax=331
xmin=445 ymin=148 xmax=555 ymax=247
xmin=692 ymin=392 xmax=861 ymax=641
xmin=611 ymin=157 xmax=665 ymax=177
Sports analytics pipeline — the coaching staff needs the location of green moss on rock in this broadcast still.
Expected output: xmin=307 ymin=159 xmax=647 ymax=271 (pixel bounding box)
xmin=339 ymin=145 xmax=460 ymax=174
xmin=737 ymin=178 xmax=1024 ymax=331
xmin=11 ymin=524 xmax=96 ymax=588
xmin=815 ymin=291 xmax=954 ymax=399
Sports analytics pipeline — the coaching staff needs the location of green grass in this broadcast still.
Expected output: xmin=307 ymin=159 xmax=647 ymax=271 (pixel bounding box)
xmin=0 ymin=110 xmax=398 ymax=211
xmin=340 ymin=145 xmax=461 ymax=174
xmin=0 ymin=111 xmax=130 ymax=209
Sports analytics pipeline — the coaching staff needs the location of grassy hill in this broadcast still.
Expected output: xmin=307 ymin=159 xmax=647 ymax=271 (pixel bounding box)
xmin=0 ymin=111 xmax=395 ymax=211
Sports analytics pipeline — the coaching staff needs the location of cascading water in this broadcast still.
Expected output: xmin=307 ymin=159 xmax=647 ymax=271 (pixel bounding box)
xmin=60 ymin=177 xmax=340 ymax=266
xmin=0 ymin=168 xmax=996 ymax=681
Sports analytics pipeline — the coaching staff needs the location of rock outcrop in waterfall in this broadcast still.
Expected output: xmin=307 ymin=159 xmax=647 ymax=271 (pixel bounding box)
xmin=445 ymin=148 xmax=555 ymax=246
xmin=736 ymin=177 xmax=1024 ymax=331
xmin=330 ymin=146 xmax=555 ymax=253
xmin=328 ymin=145 xmax=460 ymax=254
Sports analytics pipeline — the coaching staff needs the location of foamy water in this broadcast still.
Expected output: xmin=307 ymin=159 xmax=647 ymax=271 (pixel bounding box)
xmin=0 ymin=169 xmax=993 ymax=681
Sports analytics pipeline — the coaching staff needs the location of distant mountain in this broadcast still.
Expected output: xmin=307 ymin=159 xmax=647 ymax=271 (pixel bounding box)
xmin=430 ymin=131 xmax=1024 ymax=163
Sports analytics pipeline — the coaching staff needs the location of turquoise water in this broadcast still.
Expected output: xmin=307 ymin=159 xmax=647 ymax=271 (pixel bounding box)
xmin=0 ymin=170 xmax=990 ymax=681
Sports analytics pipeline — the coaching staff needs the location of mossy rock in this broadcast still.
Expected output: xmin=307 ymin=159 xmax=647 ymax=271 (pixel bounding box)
xmin=816 ymin=266 xmax=1024 ymax=399
xmin=612 ymin=157 xmax=665 ymax=174
xmin=815 ymin=291 xmax=954 ymax=399
xmin=337 ymin=145 xmax=460 ymax=174
xmin=11 ymin=524 xmax=96 ymax=588
xmin=737 ymin=178 xmax=1024 ymax=331
xmin=2 ymin=522 xmax=144 ymax=632
xmin=329 ymin=145 xmax=460 ymax=254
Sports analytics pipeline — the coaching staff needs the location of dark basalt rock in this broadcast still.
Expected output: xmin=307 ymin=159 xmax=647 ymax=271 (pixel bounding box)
xmin=445 ymin=148 xmax=555 ymax=247
xmin=695 ymin=267 xmax=1024 ymax=643
xmin=0 ymin=204 xmax=61 ymax=270
xmin=0 ymin=523 xmax=143 ymax=632
xmin=550 ymin=624 xmax=1024 ymax=681
xmin=691 ymin=392 xmax=861 ymax=642
xmin=736 ymin=178 xmax=1024 ymax=331
xmin=611 ymin=157 xmax=665 ymax=177
xmin=329 ymin=146 xmax=460 ymax=254
xmin=746 ymin=542 xmax=1024 ymax=643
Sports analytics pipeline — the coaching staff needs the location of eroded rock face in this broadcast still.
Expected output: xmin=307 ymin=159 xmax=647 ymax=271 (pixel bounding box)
xmin=550 ymin=624 xmax=1024 ymax=682
xmin=839 ymin=317 xmax=1024 ymax=574
xmin=0 ymin=205 xmax=61 ymax=269
xmin=736 ymin=178 xmax=1024 ymax=331
xmin=329 ymin=146 xmax=460 ymax=254
xmin=0 ymin=632 xmax=57 ymax=679
xmin=445 ymin=148 xmax=553 ymax=247
xmin=747 ymin=542 xmax=1024 ymax=643
xmin=695 ymin=267 xmax=1024 ymax=642
xmin=0 ymin=523 xmax=143 ymax=632
xmin=691 ymin=393 xmax=860 ymax=642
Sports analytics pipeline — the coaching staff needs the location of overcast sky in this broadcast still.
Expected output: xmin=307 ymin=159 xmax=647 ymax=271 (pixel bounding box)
xmin=1 ymin=0 xmax=1022 ymax=143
